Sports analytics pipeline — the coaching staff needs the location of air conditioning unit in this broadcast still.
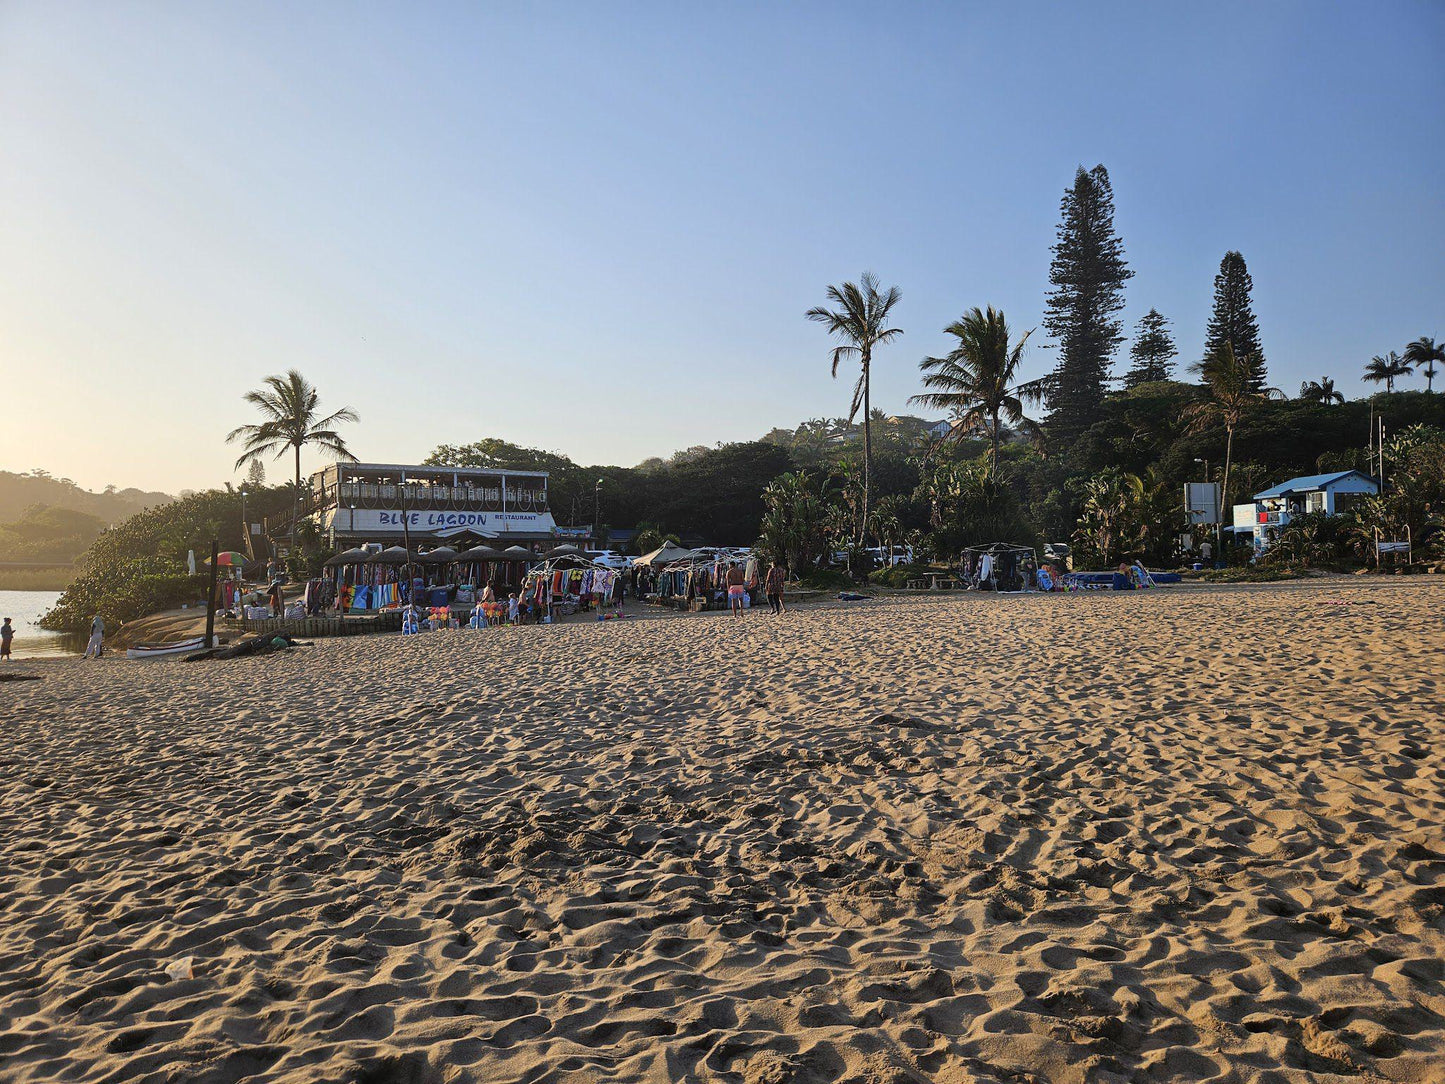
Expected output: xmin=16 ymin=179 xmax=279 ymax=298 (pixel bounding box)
xmin=362 ymin=542 xmax=383 ymax=555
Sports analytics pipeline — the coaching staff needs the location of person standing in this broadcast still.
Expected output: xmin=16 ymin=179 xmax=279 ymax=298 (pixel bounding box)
xmin=726 ymin=561 xmax=747 ymax=617
xmin=765 ymin=562 xmax=786 ymax=615
xmin=269 ymin=580 xmax=285 ymax=618
xmin=84 ymin=614 xmax=105 ymax=659
xmin=1 ymin=617 xmax=13 ymax=660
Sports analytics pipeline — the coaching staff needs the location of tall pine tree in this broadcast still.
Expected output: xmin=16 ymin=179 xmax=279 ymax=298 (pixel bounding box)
xmin=1203 ymin=251 xmax=1266 ymax=391
xmin=1122 ymin=308 xmax=1177 ymax=387
xmin=1043 ymin=165 xmax=1132 ymax=434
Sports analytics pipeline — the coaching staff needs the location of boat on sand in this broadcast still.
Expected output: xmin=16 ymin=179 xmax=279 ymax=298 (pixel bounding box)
xmin=126 ymin=636 xmax=208 ymax=660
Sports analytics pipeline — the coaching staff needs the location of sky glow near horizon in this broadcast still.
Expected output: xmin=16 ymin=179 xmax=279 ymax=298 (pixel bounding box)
xmin=1 ymin=1 xmax=1442 ymax=494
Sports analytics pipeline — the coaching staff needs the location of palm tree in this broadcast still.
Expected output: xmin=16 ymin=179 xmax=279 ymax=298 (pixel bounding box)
xmin=759 ymin=471 xmax=835 ymax=575
xmin=807 ymin=272 xmax=903 ymax=546
xmin=910 ymin=306 xmax=1045 ymax=476
xmin=1299 ymin=376 xmax=1345 ymax=405
xmin=1363 ymin=351 xmax=1413 ymax=393
xmin=228 ymin=371 xmax=359 ymax=538
xmin=1185 ymin=344 xmax=1283 ymax=531
xmin=870 ymin=493 xmax=907 ymax=555
xmin=1403 ymin=337 xmax=1444 ymax=393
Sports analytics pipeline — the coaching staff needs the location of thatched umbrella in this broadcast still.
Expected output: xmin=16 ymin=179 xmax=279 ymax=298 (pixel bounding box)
xmin=502 ymin=546 xmax=534 ymax=561
xmin=545 ymin=543 xmax=582 ymax=558
xmin=369 ymin=546 xmax=416 ymax=565
xmin=422 ymin=546 xmax=460 ymax=565
xmin=456 ymin=545 xmax=505 ymax=562
xmin=325 ymin=547 xmax=371 ymax=567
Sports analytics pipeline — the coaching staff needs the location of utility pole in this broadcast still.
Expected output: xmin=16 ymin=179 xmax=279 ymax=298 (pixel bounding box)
xmin=399 ymin=473 xmax=417 ymax=609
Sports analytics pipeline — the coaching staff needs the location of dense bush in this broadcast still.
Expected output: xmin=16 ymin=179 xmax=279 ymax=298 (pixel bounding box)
xmin=42 ymin=558 xmax=208 ymax=630
xmin=798 ymin=568 xmax=854 ymax=591
xmin=868 ymin=562 xmax=939 ymax=588
xmin=40 ymin=486 xmax=295 ymax=631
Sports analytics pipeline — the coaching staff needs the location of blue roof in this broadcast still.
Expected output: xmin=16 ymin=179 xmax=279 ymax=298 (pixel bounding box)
xmin=1253 ymin=470 xmax=1373 ymax=499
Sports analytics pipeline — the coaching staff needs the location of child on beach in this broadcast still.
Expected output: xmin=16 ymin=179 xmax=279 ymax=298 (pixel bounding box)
xmin=1 ymin=617 xmax=13 ymax=660
xmin=507 ymin=593 xmax=520 ymax=624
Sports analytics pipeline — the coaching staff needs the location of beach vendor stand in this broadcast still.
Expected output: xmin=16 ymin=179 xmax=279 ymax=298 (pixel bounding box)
xmin=454 ymin=544 xmax=505 ymax=604
xmin=649 ymin=547 xmax=745 ymax=609
xmin=521 ymin=552 xmax=619 ymax=622
xmin=960 ymin=542 xmax=1037 ymax=592
xmin=359 ymin=546 xmax=419 ymax=611
xmin=630 ymin=542 xmax=690 ymax=599
xmin=418 ymin=546 xmax=459 ymax=609
xmin=501 ymin=546 xmax=535 ymax=589
xmin=204 ymin=550 xmax=253 ymax=615
xmin=324 ymin=547 xmax=370 ymax=612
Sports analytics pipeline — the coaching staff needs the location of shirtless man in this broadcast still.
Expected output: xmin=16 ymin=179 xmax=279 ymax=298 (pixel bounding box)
xmin=725 ymin=562 xmax=747 ymax=617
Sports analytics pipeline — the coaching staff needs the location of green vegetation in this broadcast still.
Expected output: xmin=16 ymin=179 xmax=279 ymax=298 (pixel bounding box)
xmin=1122 ymin=309 xmax=1177 ymax=388
xmin=0 ymin=505 xmax=105 ymax=565
xmin=806 ymin=272 xmax=904 ymax=547
xmin=911 ymin=306 xmax=1042 ymax=475
xmin=1043 ymin=164 xmax=1131 ymax=434
xmin=1364 ymin=351 xmax=1413 ymax=394
xmin=39 ymin=486 xmax=296 ymax=631
xmin=1203 ymin=251 xmax=1267 ymax=392
xmin=868 ymin=562 xmax=939 ymax=588
xmin=797 ymin=568 xmax=853 ymax=592
xmin=35 ymin=166 xmax=1445 ymax=629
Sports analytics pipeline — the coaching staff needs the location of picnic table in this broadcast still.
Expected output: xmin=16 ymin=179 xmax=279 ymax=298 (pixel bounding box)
xmin=906 ymin=575 xmax=959 ymax=590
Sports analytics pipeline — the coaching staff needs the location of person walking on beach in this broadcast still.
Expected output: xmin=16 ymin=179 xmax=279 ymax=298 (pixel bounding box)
xmin=268 ymin=580 xmax=285 ymax=618
xmin=83 ymin=615 xmax=104 ymax=659
xmin=765 ymin=562 xmax=786 ymax=614
xmin=1 ymin=617 xmax=13 ymax=660
xmin=726 ymin=561 xmax=747 ymax=617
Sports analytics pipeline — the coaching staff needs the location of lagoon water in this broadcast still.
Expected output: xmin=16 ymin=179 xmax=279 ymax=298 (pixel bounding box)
xmin=0 ymin=590 xmax=83 ymax=658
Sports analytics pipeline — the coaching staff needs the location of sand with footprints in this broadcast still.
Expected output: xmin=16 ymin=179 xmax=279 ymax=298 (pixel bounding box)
xmin=2 ymin=580 xmax=1442 ymax=1082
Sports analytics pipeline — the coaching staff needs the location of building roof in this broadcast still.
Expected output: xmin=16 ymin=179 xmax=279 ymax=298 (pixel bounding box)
xmin=1252 ymin=470 xmax=1374 ymax=500
xmin=312 ymin=461 xmax=549 ymax=480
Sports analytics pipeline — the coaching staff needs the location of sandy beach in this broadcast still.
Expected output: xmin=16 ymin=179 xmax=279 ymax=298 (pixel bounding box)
xmin=2 ymin=580 xmax=1442 ymax=1083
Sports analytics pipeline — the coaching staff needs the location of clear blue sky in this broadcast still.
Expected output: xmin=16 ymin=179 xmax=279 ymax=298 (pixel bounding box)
xmin=2 ymin=1 xmax=1441 ymax=493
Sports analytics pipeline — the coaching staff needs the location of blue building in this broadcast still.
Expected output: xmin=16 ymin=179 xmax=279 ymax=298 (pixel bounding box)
xmin=1231 ymin=469 xmax=1378 ymax=552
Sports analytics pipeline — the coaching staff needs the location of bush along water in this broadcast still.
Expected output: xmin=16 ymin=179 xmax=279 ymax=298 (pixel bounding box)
xmin=39 ymin=486 xmax=296 ymax=631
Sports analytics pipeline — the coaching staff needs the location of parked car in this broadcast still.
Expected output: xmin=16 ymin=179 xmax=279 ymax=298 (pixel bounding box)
xmin=585 ymin=549 xmax=631 ymax=570
xmin=1043 ymin=542 xmax=1072 ymax=570
xmin=866 ymin=545 xmax=914 ymax=567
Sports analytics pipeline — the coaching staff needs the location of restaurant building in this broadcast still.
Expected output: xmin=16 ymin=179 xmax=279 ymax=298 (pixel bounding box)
xmin=305 ymin=462 xmax=560 ymax=547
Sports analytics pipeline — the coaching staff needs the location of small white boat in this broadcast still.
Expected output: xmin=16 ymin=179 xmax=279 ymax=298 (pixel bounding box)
xmin=126 ymin=636 xmax=208 ymax=660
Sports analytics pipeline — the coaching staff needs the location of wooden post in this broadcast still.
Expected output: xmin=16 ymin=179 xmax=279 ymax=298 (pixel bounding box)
xmin=206 ymin=539 xmax=218 ymax=648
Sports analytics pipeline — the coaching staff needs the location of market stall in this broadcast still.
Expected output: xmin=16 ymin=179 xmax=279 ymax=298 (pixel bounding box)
xmin=454 ymin=544 xmax=505 ymax=603
xmin=960 ymin=543 xmax=1037 ymax=592
xmin=521 ymin=553 xmax=622 ymax=621
xmin=650 ymin=548 xmax=758 ymax=609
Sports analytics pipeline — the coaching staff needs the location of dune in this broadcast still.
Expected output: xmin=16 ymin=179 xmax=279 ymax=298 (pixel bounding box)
xmin=1 ymin=580 xmax=1442 ymax=1083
